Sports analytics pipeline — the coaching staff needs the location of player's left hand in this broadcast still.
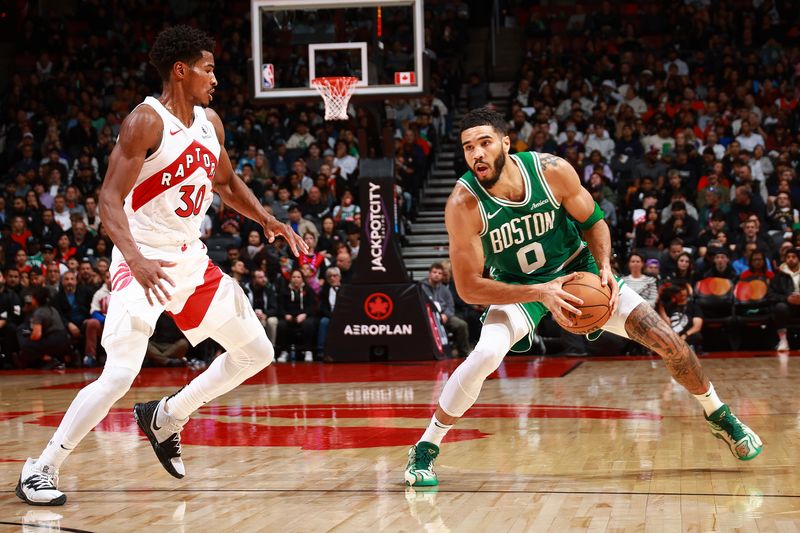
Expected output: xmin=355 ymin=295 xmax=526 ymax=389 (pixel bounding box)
xmin=599 ymin=264 xmax=619 ymax=316
xmin=263 ymin=218 xmax=309 ymax=257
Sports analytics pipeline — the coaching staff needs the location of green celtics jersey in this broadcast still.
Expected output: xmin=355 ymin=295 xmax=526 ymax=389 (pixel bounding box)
xmin=457 ymin=151 xmax=587 ymax=285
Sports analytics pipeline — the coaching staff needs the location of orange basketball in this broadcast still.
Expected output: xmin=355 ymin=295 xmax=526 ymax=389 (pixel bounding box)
xmin=555 ymin=272 xmax=612 ymax=334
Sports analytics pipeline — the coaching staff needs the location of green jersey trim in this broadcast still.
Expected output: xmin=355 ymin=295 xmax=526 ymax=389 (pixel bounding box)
xmin=470 ymin=154 xmax=532 ymax=208
xmin=457 ymin=179 xmax=488 ymax=237
xmin=530 ymin=152 xmax=560 ymax=208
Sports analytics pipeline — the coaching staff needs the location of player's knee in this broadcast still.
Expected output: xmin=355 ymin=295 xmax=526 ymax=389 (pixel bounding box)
xmin=231 ymin=332 xmax=274 ymax=370
xmin=95 ymin=366 xmax=138 ymax=401
xmin=464 ymin=346 xmax=505 ymax=378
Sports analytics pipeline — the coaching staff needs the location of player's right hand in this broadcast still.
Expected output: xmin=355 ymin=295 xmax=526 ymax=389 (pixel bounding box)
xmin=129 ymin=256 xmax=176 ymax=306
xmin=536 ymin=272 xmax=584 ymax=327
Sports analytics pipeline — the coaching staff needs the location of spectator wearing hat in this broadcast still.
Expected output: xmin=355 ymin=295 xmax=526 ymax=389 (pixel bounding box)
xmin=220 ymin=218 xmax=241 ymax=242
xmin=25 ymin=237 xmax=43 ymax=272
xmin=770 ymin=248 xmax=800 ymax=350
xmin=696 ymin=212 xmax=731 ymax=257
xmin=701 ymin=247 xmax=737 ymax=281
xmin=660 ymin=202 xmax=699 ymax=249
xmin=644 ymin=258 xmax=661 ymax=283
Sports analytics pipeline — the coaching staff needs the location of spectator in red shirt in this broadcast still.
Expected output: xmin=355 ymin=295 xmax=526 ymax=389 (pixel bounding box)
xmin=739 ymin=249 xmax=774 ymax=281
xmin=9 ymin=216 xmax=32 ymax=250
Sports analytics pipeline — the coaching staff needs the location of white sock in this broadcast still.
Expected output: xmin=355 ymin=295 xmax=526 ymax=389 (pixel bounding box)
xmin=418 ymin=415 xmax=453 ymax=447
xmin=778 ymin=329 xmax=788 ymax=341
xmin=694 ymin=382 xmax=725 ymax=416
xmin=37 ymin=366 xmax=138 ymax=469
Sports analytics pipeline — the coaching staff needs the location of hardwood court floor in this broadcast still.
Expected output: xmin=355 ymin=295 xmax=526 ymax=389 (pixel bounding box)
xmin=0 ymin=352 xmax=798 ymax=532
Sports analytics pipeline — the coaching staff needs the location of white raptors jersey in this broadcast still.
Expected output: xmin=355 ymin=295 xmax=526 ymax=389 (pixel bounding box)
xmin=123 ymin=96 xmax=220 ymax=248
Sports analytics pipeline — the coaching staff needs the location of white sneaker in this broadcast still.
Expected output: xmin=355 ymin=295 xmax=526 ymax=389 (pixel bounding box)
xmin=304 ymin=351 xmax=314 ymax=362
xmin=777 ymin=338 xmax=790 ymax=351
xmin=16 ymin=458 xmax=66 ymax=506
xmin=277 ymin=351 xmax=289 ymax=363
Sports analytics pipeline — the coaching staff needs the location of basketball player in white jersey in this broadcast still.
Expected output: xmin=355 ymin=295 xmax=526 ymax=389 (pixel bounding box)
xmin=17 ymin=26 xmax=308 ymax=506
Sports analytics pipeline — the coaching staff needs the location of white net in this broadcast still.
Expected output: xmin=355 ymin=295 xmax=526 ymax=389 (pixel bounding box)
xmin=311 ymin=77 xmax=359 ymax=121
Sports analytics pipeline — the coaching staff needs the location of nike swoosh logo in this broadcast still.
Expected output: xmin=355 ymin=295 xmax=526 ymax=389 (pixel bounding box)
xmin=433 ymin=422 xmax=449 ymax=429
xmin=169 ymin=128 xmax=181 ymax=135
xmin=487 ymin=208 xmax=503 ymax=219
xmin=60 ymin=444 xmax=72 ymax=451
xmin=152 ymin=413 xmax=162 ymax=432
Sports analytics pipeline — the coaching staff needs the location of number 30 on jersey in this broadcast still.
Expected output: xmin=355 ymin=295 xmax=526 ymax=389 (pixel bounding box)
xmin=175 ymin=184 xmax=207 ymax=218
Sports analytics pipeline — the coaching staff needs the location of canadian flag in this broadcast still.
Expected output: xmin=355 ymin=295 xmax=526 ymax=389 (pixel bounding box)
xmin=394 ymin=71 xmax=416 ymax=85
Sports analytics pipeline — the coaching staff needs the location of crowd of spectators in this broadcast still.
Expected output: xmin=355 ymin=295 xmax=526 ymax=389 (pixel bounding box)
xmin=487 ymin=0 xmax=800 ymax=352
xmin=0 ymin=0 xmax=467 ymax=368
xmin=5 ymin=0 xmax=800 ymax=365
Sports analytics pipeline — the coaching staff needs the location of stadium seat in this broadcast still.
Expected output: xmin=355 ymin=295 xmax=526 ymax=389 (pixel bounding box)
xmin=694 ymin=277 xmax=735 ymax=350
xmin=732 ymin=278 xmax=772 ymax=349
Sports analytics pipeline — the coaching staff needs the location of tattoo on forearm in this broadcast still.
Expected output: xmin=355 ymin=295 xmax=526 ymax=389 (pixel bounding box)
xmin=538 ymin=154 xmax=561 ymax=172
xmin=625 ymin=303 xmax=708 ymax=394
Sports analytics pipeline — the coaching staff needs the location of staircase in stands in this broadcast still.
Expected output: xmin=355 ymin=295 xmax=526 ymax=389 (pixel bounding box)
xmin=403 ymin=87 xmax=511 ymax=280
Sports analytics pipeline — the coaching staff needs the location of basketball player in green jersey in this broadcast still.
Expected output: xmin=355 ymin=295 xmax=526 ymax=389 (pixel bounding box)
xmin=405 ymin=108 xmax=762 ymax=487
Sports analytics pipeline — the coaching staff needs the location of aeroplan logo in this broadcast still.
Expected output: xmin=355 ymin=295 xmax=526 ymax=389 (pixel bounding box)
xmin=364 ymin=292 xmax=393 ymax=320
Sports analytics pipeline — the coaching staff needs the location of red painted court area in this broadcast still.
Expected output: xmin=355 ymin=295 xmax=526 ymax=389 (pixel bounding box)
xmin=20 ymin=402 xmax=658 ymax=450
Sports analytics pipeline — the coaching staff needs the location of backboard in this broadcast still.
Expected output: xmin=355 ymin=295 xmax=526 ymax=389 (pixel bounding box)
xmin=250 ymin=0 xmax=424 ymax=100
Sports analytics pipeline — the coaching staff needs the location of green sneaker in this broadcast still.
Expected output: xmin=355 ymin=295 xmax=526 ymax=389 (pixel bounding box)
xmin=404 ymin=441 xmax=439 ymax=486
xmin=705 ymin=404 xmax=763 ymax=461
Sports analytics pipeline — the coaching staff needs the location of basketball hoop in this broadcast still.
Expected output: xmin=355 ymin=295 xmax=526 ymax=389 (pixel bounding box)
xmin=311 ymin=76 xmax=358 ymax=121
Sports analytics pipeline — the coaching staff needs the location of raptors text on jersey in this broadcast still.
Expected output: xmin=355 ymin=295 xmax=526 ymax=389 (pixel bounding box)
xmin=123 ymin=97 xmax=221 ymax=248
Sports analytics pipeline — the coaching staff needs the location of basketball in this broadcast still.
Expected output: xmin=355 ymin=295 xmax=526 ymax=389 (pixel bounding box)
xmin=556 ymin=272 xmax=612 ymax=334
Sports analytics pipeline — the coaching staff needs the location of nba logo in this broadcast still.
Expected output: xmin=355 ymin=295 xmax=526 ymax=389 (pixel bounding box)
xmin=262 ymin=63 xmax=275 ymax=90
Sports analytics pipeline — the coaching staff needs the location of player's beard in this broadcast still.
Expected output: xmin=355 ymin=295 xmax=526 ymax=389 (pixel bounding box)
xmin=475 ymin=151 xmax=506 ymax=189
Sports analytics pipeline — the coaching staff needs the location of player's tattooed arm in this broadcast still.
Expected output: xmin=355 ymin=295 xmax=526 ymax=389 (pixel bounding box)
xmin=538 ymin=153 xmax=562 ymax=172
xmin=625 ymin=303 xmax=709 ymax=394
